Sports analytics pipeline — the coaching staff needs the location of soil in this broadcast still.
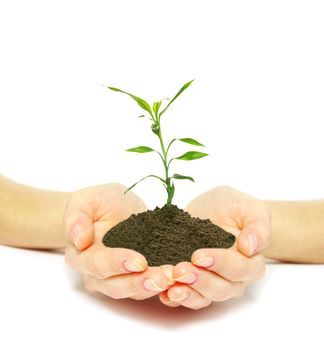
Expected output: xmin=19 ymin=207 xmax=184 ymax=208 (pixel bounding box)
xmin=102 ymin=204 xmax=236 ymax=266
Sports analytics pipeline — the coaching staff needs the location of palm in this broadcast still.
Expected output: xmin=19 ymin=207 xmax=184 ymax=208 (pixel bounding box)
xmin=64 ymin=183 xmax=147 ymax=248
xmin=88 ymin=189 xmax=146 ymax=244
xmin=185 ymin=186 xmax=271 ymax=246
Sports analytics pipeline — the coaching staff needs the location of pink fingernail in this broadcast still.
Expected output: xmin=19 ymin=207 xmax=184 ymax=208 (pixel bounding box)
xmin=193 ymin=256 xmax=214 ymax=267
xmin=248 ymin=234 xmax=258 ymax=256
xmin=169 ymin=292 xmax=190 ymax=302
xmin=72 ymin=224 xmax=83 ymax=247
xmin=174 ymin=272 xmax=197 ymax=284
xmin=123 ymin=259 xmax=146 ymax=272
xmin=143 ymin=279 xmax=165 ymax=292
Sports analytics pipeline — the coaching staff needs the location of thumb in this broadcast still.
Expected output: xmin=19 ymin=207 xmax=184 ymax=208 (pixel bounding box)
xmin=64 ymin=210 xmax=95 ymax=251
xmin=237 ymin=220 xmax=271 ymax=257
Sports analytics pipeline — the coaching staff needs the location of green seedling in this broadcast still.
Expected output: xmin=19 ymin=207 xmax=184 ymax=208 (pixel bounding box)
xmin=107 ymin=79 xmax=208 ymax=206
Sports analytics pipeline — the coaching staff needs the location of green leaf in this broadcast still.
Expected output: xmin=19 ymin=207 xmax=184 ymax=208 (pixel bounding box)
xmin=153 ymin=100 xmax=163 ymax=118
xmin=137 ymin=115 xmax=145 ymax=118
xmin=124 ymin=174 xmax=166 ymax=194
xmin=159 ymin=79 xmax=195 ymax=117
xmin=172 ymin=174 xmax=195 ymax=182
xmin=108 ymin=87 xmax=153 ymax=117
xmin=179 ymin=138 xmax=205 ymax=147
xmin=166 ymin=138 xmax=176 ymax=154
xmin=126 ymin=146 xmax=155 ymax=153
xmin=175 ymin=151 xmax=208 ymax=161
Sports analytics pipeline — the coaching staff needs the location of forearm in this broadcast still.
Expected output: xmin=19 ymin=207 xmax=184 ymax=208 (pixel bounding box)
xmin=0 ymin=175 xmax=70 ymax=249
xmin=263 ymin=200 xmax=324 ymax=263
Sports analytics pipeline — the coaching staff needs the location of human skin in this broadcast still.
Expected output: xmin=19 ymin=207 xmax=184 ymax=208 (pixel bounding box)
xmin=158 ymin=186 xmax=271 ymax=309
xmin=63 ymin=183 xmax=172 ymax=300
xmin=263 ymin=200 xmax=324 ymax=263
xmin=0 ymin=176 xmax=172 ymax=300
xmin=0 ymin=175 xmax=69 ymax=249
xmin=1 ymin=176 xmax=324 ymax=309
xmin=159 ymin=187 xmax=324 ymax=309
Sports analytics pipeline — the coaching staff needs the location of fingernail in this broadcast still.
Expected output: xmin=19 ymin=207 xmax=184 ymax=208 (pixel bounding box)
xmin=72 ymin=224 xmax=83 ymax=248
xmin=167 ymin=278 xmax=175 ymax=286
xmin=143 ymin=278 xmax=165 ymax=292
xmin=248 ymin=234 xmax=258 ymax=256
xmin=193 ymin=256 xmax=214 ymax=267
xmin=162 ymin=267 xmax=175 ymax=285
xmin=174 ymin=272 xmax=197 ymax=284
xmin=169 ymin=292 xmax=190 ymax=302
xmin=124 ymin=259 xmax=146 ymax=272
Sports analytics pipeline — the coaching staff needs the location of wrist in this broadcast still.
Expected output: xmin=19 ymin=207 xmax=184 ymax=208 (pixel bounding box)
xmin=0 ymin=175 xmax=71 ymax=249
xmin=43 ymin=190 xmax=71 ymax=249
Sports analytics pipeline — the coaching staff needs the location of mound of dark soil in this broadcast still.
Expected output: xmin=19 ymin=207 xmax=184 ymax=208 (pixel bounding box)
xmin=102 ymin=204 xmax=236 ymax=266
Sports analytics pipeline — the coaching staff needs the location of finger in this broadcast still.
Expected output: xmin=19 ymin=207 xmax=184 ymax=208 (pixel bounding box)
xmin=63 ymin=198 xmax=95 ymax=250
xmin=191 ymin=248 xmax=266 ymax=282
xmin=159 ymin=264 xmax=176 ymax=287
xmin=164 ymin=281 xmax=248 ymax=307
xmin=158 ymin=265 xmax=177 ymax=307
xmin=84 ymin=266 xmax=169 ymax=300
xmin=65 ymin=243 xmax=148 ymax=279
xmin=159 ymin=291 xmax=181 ymax=308
xmin=167 ymin=283 xmax=212 ymax=310
xmin=237 ymin=208 xmax=272 ymax=257
xmin=173 ymin=261 xmax=245 ymax=302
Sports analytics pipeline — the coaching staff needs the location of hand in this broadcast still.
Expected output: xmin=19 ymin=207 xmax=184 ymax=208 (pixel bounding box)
xmin=63 ymin=183 xmax=171 ymax=300
xmin=158 ymin=186 xmax=271 ymax=309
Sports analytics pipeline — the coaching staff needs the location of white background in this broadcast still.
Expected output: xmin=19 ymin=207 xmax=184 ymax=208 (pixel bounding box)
xmin=0 ymin=1 xmax=323 ymax=349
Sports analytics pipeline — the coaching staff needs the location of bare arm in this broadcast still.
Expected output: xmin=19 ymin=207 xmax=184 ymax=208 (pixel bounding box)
xmin=264 ymin=200 xmax=324 ymax=263
xmin=0 ymin=175 xmax=69 ymax=249
xmin=1 ymin=174 xmax=324 ymax=263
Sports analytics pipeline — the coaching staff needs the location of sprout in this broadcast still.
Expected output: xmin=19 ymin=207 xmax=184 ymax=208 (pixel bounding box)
xmin=106 ymin=79 xmax=208 ymax=206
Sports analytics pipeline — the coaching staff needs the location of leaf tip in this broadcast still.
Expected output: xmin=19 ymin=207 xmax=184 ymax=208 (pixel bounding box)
xmin=108 ymin=86 xmax=119 ymax=92
xmin=187 ymin=79 xmax=195 ymax=86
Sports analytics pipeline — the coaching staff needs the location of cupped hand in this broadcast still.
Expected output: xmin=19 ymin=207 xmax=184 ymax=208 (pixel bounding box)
xmin=159 ymin=186 xmax=271 ymax=309
xmin=63 ymin=183 xmax=171 ymax=300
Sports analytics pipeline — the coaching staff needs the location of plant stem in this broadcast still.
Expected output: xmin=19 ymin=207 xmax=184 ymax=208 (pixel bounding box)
xmin=156 ymin=120 xmax=173 ymax=205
